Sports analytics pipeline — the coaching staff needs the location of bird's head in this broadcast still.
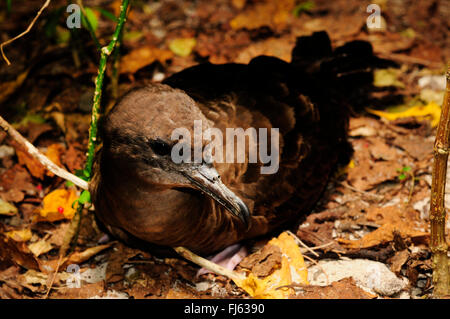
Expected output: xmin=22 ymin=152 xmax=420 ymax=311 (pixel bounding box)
xmin=99 ymin=84 xmax=250 ymax=227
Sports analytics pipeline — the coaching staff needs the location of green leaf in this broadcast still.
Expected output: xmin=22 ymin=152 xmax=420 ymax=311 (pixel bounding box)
xmin=6 ymin=0 xmax=12 ymax=14
xmin=95 ymin=7 xmax=118 ymax=22
xmin=44 ymin=7 xmax=65 ymax=39
xmin=169 ymin=38 xmax=197 ymax=57
xmin=82 ymin=7 xmax=98 ymax=31
xmin=78 ymin=190 xmax=91 ymax=205
xmin=402 ymin=166 xmax=412 ymax=172
xmin=293 ymin=1 xmax=315 ymax=17
xmin=65 ymin=180 xmax=74 ymax=187
xmin=398 ymin=174 xmax=406 ymax=181
xmin=75 ymin=169 xmax=90 ymax=181
xmin=123 ymin=31 xmax=143 ymax=42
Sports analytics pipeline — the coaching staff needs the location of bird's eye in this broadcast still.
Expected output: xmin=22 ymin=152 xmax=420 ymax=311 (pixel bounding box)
xmin=149 ymin=139 xmax=171 ymax=156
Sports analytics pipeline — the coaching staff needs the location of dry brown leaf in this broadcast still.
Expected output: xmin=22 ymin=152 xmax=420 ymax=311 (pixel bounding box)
xmin=0 ymin=234 xmax=40 ymax=270
xmin=119 ymin=46 xmax=173 ymax=74
xmin=65 ymin=243 xmax=113 ymax=265
xmin=295 ymin=278 xmax=377 ymax=299
xmin=0 ymin=70 xmax=29 ymax=104
xmin=338 ymin=206 xmax=428 ymax=249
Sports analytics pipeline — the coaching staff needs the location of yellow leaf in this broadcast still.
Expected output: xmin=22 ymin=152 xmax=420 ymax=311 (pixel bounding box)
xmin=234 ymin=232 xmax=308 ymax=298
xmin=0 ymin=198 xmax=18 ymax=216
xmin=28 ymin=239 xmax=53 ymax=257
xmin=373 ymin=68 xmax=404 ymax=88
xmin=39 ymin=189 xmax=78 ymax=222
xmin=366 ymin=102 xmax=441 ymax=127
xmin=6 ymin=228 xmax=32 ymax=242
xmin=169 ymin=38 xmax=197 ymax=57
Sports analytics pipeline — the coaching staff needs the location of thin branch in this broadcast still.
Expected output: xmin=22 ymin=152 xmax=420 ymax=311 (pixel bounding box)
xmin=286 ymin=230 xmax=319 ymax=257
xmin=0 ymin=0 xmax=51 ymax=65
xmin=174 ymin=247 xmax=245 ymax=282
xmin=0 ymin=115 xmax=89 ymax=190
xmin=430 ymin=64 xmax=450 ymax=297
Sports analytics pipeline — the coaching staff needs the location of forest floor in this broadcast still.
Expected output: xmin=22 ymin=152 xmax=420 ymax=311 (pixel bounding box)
xmin=0 ymin=0 xmax=449 ymax=299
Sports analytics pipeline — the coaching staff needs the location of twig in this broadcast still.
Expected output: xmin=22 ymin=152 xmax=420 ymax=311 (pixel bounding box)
xmin=0 ymin=115 xmax=88 ymax=190
xmin=286 ymin=230 xmax=319 ymax=257
xmin=0 ymin=0 xmax=51 ymax=65
xmin=378 ymin=52 xmax=444 ymax=70
xmin=174 ymin=247 xmax=245 ymax=282
xmin=429 ymin=64 xmax=450 ymax=297
xmin=340 ymin=181 xmax=383 ymax=200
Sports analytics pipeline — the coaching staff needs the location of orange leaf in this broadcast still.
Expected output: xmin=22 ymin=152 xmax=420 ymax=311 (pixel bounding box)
xmin=230 ymin=0 xmax=294 ymax=30
xmin=16 ymin=149 xmax=45 ymax=179
xmin=119 ymin=46 xmax=173 ymax=74
xmin=38 ymin=189 xmax=78 ymax=222
xmin=44 ymin=144 xmax=65 ymax=177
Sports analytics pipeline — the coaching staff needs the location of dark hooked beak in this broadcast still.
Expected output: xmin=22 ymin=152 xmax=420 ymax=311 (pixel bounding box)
xmin=181 ymin=164 xmax=250 ymax=228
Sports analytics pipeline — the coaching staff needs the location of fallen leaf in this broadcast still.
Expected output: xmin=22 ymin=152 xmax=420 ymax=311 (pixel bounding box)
xmin=44 ymin=144 xmax=65 ymax=177
xmin=0 ymin=198 xmax=18 ymax=216
xmin=392 ymin=135 xmax=433 ymax=161
xmin=366 ymin=102 xmax=441 ymax=128
xmin=0 ymin=70 xmax=29 ymax=104
xmin=28 ymin=240 xmax=53 ymax=257
xmin=5 ymin=229 xmax=32 ymax=242
xmin=235 ymin=37 xmax=294 ymax=64
xmin=338 ymin=206 xmax=428 ymax=249
xmin=15 ymin=143 xmax=66 ymax=180
xmin=65 ymin=243 xmax=113 ymax=266
xmin=235 ymin=232 xmax=308 ymax=298
xmin=16 ymin=148 xmax=46 ymax=180
xmin=231 ymin=0 xmax=246 ymax=9
xmin=38 ymin=189 xmax=79 ymax=222
xmin=0 ymin=234 xmax=40 ymax=270
xmin=373 ymin=68 xmax=405 ymax=88
xmin=119 ymin=46 xmax=173 ymax=74
xmin=295 ymin=278 xmax=376 ymax=299
xmin=230 ymin=0 xmax=294 ymax=30
xmin=169 ymin=38 xmax=197 ymax=57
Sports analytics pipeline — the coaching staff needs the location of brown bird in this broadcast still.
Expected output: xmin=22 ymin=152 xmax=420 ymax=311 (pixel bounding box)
xmin=90 ymin=32 xmax=388 ymax=255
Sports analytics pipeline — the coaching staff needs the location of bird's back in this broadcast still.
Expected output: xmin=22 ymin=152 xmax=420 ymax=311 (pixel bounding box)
xmin=162 ymin=31 xmax=382 ymax=235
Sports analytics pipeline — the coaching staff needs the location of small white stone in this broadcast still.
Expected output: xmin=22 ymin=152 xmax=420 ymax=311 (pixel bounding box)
xmin=307 ymin=259 xmax=408 ymax=296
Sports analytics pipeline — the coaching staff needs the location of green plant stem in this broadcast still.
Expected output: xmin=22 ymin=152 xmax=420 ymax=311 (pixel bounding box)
xmin=84 ymin=0 xmax=129 ymax=177
xmin=111 ymin=27 xmax=123 ymax=101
